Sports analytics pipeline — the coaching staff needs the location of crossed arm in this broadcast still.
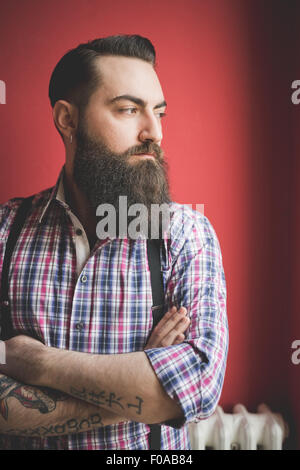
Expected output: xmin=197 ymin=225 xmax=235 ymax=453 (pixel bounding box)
xmin=0 ymin=306 xmax=189 ymax=438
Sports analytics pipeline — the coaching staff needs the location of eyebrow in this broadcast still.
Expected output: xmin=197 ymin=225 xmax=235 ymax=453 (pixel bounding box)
xmin=108 ymin=94 xmax=167 ymax=109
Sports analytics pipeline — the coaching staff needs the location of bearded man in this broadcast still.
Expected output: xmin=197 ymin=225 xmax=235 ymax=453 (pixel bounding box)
xmin=0 ymin=35 xmax=228 ymax=450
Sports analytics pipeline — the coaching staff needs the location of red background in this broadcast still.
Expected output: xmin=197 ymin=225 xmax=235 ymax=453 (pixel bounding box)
xmin=0 ymin=0 xmax=299 ymax=449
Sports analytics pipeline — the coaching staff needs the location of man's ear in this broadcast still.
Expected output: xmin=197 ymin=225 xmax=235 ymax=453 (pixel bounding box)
xmin=52 ymin=100 xmax=78 ymax=142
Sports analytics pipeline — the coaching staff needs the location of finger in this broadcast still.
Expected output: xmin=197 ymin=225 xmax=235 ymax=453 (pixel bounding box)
xmin=173 ymin=333 xmax=185 ymax=345
xmin=178 ymin=307 xmax=187 ymax=314
xmin=144 ymin=316 xmax=189 ymax=349
xmin=145 ymin=307 xmax=188 ymax=349
xmin=143 ymin=310 xmax=177 ymax=349
xmin=147 ymin=306 xmax=178 ymax=345
xmin=153 ymin=307 xmax=188 ymax=341
xmin=152 ymin=313 xmax=188 ymax=346
xmin=153 ymin=306 xmax=177 ymax=328
xmin=159 ymin=316 xmax=190 ymax=347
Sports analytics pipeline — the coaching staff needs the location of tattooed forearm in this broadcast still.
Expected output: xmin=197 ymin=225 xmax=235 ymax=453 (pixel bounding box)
xmin=0 ymin=375 xmax=67 ymax=421
xmin=2 ymin=413 xmax=103 ymax=437
xmin=0 ymin=374 xmax=129 ymax=437
xmin=70 ymin=386 xmax=144 ymax=416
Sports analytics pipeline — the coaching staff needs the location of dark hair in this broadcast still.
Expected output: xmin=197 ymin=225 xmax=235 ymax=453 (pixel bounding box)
xmin=48 ymin=34 xmax=156 ymax=116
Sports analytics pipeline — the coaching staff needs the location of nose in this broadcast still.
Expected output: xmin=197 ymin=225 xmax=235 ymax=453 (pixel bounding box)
xmin=138 ymin=111 xmax=163 ymax=145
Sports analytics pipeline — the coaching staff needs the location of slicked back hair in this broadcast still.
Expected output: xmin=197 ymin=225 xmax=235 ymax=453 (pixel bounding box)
xmin=49 ymin=35 xmax=156 ymax=138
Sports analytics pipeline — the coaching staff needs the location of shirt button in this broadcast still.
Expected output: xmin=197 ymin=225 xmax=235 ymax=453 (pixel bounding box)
xmin=75 ymin=228 xmax=83 ymax=236
xmin=81 ymin=274 xmax=88 ymax=283
xmin=75 ymin=322 xmax=84 ymax=330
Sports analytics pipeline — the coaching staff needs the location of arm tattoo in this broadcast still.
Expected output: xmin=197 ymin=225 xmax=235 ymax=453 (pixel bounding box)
xmin=70 ymin=386 xmax=144 ymax=416
xmin=0 ymin=376 xmax=67 ymax=421
xmin=2 ymin=413 xmax=104 ymax=437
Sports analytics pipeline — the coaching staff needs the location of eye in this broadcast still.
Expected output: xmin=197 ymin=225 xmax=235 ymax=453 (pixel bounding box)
xmin=119 ymin=108 xmax=138 ymax=115
xmin=157 ymin=112 xmax=167 ymax=119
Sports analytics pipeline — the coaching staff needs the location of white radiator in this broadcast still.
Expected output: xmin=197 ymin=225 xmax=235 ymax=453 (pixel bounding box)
xmin=188 ymin=404 xmax=289 ymax=450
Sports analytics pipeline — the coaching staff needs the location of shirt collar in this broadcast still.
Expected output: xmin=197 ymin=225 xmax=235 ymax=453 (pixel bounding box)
xmin=38 ymin=165 xmax=69 ymax=223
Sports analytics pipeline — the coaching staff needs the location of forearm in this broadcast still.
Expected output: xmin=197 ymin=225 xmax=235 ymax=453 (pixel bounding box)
xmin=0 ymin=374 xmax=128 ymax=438
xmin=0 ymin=310 xmax=189 ymax=430
xmin=39 ymin=348 xmax=183 ymax=425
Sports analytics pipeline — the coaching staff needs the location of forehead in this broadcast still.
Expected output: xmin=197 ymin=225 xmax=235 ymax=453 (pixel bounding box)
xmin=91 ymin=55 xmax=165 ymax=104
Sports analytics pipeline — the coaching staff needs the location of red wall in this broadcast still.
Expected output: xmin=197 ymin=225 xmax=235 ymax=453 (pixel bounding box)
xmin=0 ymin=0 xmax=298 ymax=448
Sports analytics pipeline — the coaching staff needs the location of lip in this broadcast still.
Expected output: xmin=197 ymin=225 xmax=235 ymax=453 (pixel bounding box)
xmin=135 ymin=153 xmax=155 ymax=159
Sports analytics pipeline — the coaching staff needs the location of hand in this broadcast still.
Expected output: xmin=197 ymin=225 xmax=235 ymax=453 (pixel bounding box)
xmin=144 ymin=306 xmax=190 ymax=349
xmin=0 ymin=334 xmax=46 ymax=385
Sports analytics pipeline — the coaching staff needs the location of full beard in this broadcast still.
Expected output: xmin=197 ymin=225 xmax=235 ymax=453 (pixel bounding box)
xmin=72 ymin=119 xmax=171 ymax=239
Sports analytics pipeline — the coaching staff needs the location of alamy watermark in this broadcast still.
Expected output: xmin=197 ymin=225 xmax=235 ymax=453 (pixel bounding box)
xmin=0 ymin=80 xmax=6 ymax=104
xmin=0 ymin=341 xmax=5 ymax=364
xmin=95 ymin=196 xmax=204 ymax=240
xmin=291 ymin=340 xmax=300 ymax=365
xmin=291 ymin=80 xmax=300 ymax=105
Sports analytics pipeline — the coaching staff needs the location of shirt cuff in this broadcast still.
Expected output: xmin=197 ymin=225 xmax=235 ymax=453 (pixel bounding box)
xmin=144 ymin=342 xmax=203 ymax=429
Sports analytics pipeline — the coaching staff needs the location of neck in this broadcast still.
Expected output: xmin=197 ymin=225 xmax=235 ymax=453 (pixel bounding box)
xmin=63 ymin=167 xmax=98 ymax=249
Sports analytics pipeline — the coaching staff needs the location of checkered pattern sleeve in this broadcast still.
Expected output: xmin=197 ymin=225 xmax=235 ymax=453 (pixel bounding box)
xmin=144 ymin=209 xmax=228 ymax=429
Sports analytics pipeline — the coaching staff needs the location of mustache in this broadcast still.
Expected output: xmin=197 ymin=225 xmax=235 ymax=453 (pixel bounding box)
xmin=123 ymin=142 xmax=164 ymax=160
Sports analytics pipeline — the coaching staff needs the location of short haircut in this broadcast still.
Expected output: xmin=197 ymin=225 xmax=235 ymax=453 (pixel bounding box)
xmin=49 ymin=34 xmax=156 ymax=117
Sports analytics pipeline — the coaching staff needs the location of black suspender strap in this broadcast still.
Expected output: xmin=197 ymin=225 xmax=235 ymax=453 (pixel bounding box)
xmin=147 ymin=238 xmax=165 ymax=325
xmin=146 ymin=238 xmax=166 ymax=450
xmin=0 ymin=196 xmax=34 ymax=340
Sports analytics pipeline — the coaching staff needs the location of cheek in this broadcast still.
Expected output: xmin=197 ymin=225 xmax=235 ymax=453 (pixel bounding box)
xmin=93 ymin=116 xmax=140 ymax=153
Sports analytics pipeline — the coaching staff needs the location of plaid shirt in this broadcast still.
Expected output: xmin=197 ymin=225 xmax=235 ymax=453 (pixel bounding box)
xmin=0 ymin=166 xmax=228 ymax=450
